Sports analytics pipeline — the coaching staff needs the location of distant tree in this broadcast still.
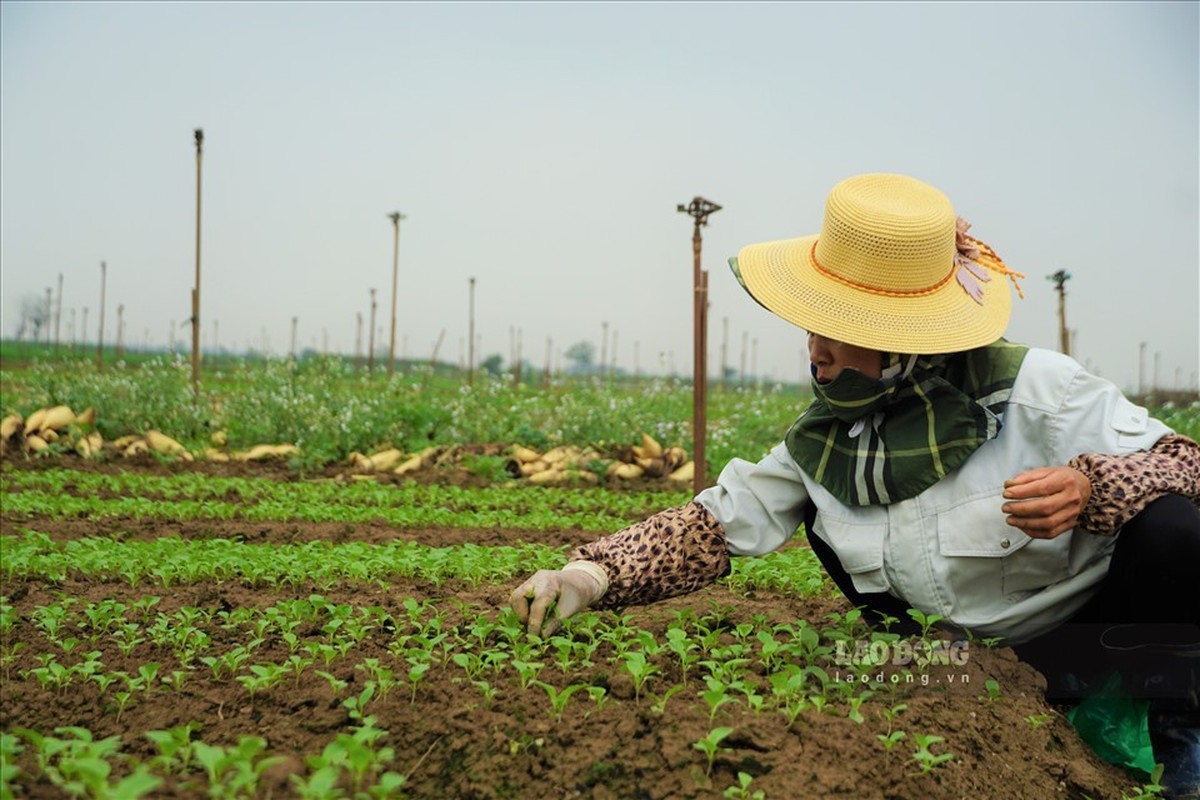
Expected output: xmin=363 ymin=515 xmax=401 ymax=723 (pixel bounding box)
xmin=481 ymin=353 xmax=504 ymax=375
xmin=564 ymin=341 xmax=596 ymax=374
xmin=14 ymin=294 xmax=49 ymax=341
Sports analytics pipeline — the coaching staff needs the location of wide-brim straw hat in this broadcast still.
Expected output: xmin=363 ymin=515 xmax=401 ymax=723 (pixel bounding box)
xmin=733 ymin=173 xmax=1023 ymax=354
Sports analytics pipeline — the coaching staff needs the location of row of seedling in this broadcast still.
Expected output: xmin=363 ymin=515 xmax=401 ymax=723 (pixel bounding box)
xmin=1 ymin=529 xmax=827 ymax=600
xmin=2 ymin=718 xmax=411 ymax=800
xmin=5 ymin=593 xmax=969 ymax=737
xmin=0 ymin=531 xmax=566 ymax=589
xmin=2 ymin=465 xmax=688 ymax=530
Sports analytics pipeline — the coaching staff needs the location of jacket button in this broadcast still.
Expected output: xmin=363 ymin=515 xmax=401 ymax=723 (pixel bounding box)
xmin=1000 ymin=538 xmax=1011 ymax=549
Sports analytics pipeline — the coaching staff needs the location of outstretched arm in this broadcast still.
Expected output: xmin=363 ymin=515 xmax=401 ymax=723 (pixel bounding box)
xmin=509 ymin=502 xmax=730 ymax=636
xmin=570 ymin=501 xmax=731 ymax=609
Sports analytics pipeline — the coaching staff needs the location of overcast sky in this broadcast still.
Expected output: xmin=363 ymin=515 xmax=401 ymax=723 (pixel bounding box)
xmin=2 ymin=2 xmax=1196 ymax=393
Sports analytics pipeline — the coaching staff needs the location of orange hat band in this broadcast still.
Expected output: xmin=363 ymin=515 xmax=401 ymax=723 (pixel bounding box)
xmin=809 ymin=241 xmax=956 ymax=298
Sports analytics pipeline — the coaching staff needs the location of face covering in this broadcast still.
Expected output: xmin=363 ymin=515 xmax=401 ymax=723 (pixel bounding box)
xmin=809 ymin=352 xmax=919 ymax=424
xmin=786 ymin=340 xmax=1028 ymax=506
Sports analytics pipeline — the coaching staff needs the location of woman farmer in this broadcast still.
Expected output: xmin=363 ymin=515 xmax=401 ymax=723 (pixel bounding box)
xmin=509 ymin=173 xmax=1200 ymax=789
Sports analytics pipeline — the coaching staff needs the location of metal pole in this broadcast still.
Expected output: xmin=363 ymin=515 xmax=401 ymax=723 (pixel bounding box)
xmin=721 ymin=316 xmax=728 ymax=393
xmin=468 ymin=277 xmax=476 ymax=386
xmin=1047 ymin=270 xmax=1071 ymax=357
xmin=54 ymin=273 xmax=63 ymax=353
xmin=692 ymin=223 xmax=705 ymax=494
xmin=611 ymin=329 xmax=618 ymax=381
xmin=1138 ymin=341 xmax=1147 ymax=396
xmin=193 ymin=128 xmax=203 ymax=400
xmin=740 ymin=331 xmax=747 ymax=387
xmin=387 ymin=212 xmax=406 ymax=377
xmin=355 ymin=312 xmax=363 ymax=371
xmin=600 ymin=321 xmax=608 ymax=381
xmin=116 ymin=304 xmax=125 ymax=361
xmin=96 ymin=261 xmax=107 ymax=370
xmin=752 ymin=337 xmax=759 ymax=387
xmin=368 ymin=288 xmax=377 ymax=376
xmin=677 ymin=196 xmax=722 ymax=495
xmin=514 ymin=328 xmax=523 ymax=385
xmin=700 ymin=267 xmax=709 ymax=464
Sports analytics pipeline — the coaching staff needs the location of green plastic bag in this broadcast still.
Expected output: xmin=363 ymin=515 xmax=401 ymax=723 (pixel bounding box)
xmin=1066 ymin=672 xmax=1156 ymax=777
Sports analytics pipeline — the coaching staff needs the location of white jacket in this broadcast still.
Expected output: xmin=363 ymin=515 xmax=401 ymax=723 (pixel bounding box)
xmin=696 ymin=348 xmax=1171 ymax=644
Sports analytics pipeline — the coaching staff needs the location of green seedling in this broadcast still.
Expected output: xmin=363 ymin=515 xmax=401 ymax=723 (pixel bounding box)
xmin=284 ymin=654 xmax=314 ymax=686
xmin=2 ymin=731 xmax=24 ymax=799
xmin=911 ymin=733 xmax=955 ymax=774
xmin=236 ymin=663 xmax=287 ymax=702
xmin=1119 ymin=764 xmax=1166 ymax=799
xmin=587 ymin=685 xmax=609 ymax=713
xmin=145 ymin=722 xmax=201 ymax=774
xmin=533 ymin=681 xmax=587 ymax=722
xmin=1 ymin=643 xmax=25 ymax=681
xmin=847 ymin=694 xmax=867 ymax=725
xmin=511 ymin=659 xmax=545 ymax=691
xmin=693 ymin=726 xmax=734 ymax=778
xmin=112 ymin=691 xmax=135 ymax=722
xmin=877 ymin=730 xmax=907 ymax=755
xmin=756 ymin=629 xmax=784 ymax=673
xmin=649 ymin=683 xmax=686 ymax=715
xmin=665 ymin=627 xmax=700 ymax=681
xmin=700 ymin=679 xmax=735 ymax=722
xmin=1026 ymin=713 xmax=1052 ymax=729
xmin=906 ymin=608 xmax=945 ymax=639
xmin=194 ymin=736 xmax=284 ymax=798
xmin=356 ymin=658 xmax=398 ymax=698
xmin=984 ymin=679 xmax=1002 ymax=703
xmin=452 ymin=651 xmax=486 ymax=681
xmin=622 ymin=650 xmax=660 ymax=701
xmin=406 ymin=658 xmax=432 ymax=703
xmin=342 ymin=682 xmax=377 ymax=723
xmin=315 ymin=670 xmax=349 ymax=697
xmin=471 ymin=679 xmax=498 ymax=706
xmin=162 ymin=670 xmax=190 ymax=693
xmin=724 ymin=771 xmax=765 ymax=800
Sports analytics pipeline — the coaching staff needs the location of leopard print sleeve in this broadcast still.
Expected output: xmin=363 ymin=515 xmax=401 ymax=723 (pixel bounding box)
xmin=1068 ymin=433 xmax=1200 ymax=536
xmin=568 ymin=501 xmax=731 ymax=610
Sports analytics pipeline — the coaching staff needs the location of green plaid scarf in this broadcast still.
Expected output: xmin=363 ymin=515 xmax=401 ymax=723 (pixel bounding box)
xmin=785 ymin=340 xmax=1029 ymax=506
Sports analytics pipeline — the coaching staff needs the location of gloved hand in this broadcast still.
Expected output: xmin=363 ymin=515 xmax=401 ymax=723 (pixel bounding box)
xmin=509 ymin=563 xmax=607 ymax=637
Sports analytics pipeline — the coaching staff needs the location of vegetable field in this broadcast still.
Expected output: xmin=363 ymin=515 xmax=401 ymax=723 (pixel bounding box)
xmin=3 ymin=351 xmax=1195 ymax=799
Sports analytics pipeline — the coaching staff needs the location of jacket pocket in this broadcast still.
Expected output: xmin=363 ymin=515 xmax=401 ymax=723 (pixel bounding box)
xmin=813 ymin=513 xmax=890 ymax=595
xmin=1110 ymin=397 xmax=1150 ymax=449
xmin=935 ymin=489 xmax=1070 ymax=600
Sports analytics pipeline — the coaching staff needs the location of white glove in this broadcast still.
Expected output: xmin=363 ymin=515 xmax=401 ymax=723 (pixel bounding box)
xmin=509 ymin=562 xmax=608 ymax=637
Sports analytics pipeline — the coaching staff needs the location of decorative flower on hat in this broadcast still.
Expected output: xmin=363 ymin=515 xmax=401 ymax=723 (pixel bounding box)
xmin=954 ymin=216 xmax=992 ymax=304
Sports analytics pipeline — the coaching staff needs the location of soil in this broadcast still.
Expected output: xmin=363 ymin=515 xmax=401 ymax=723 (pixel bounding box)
xmin=0 ymin=459 xmax=1149 ymax=799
